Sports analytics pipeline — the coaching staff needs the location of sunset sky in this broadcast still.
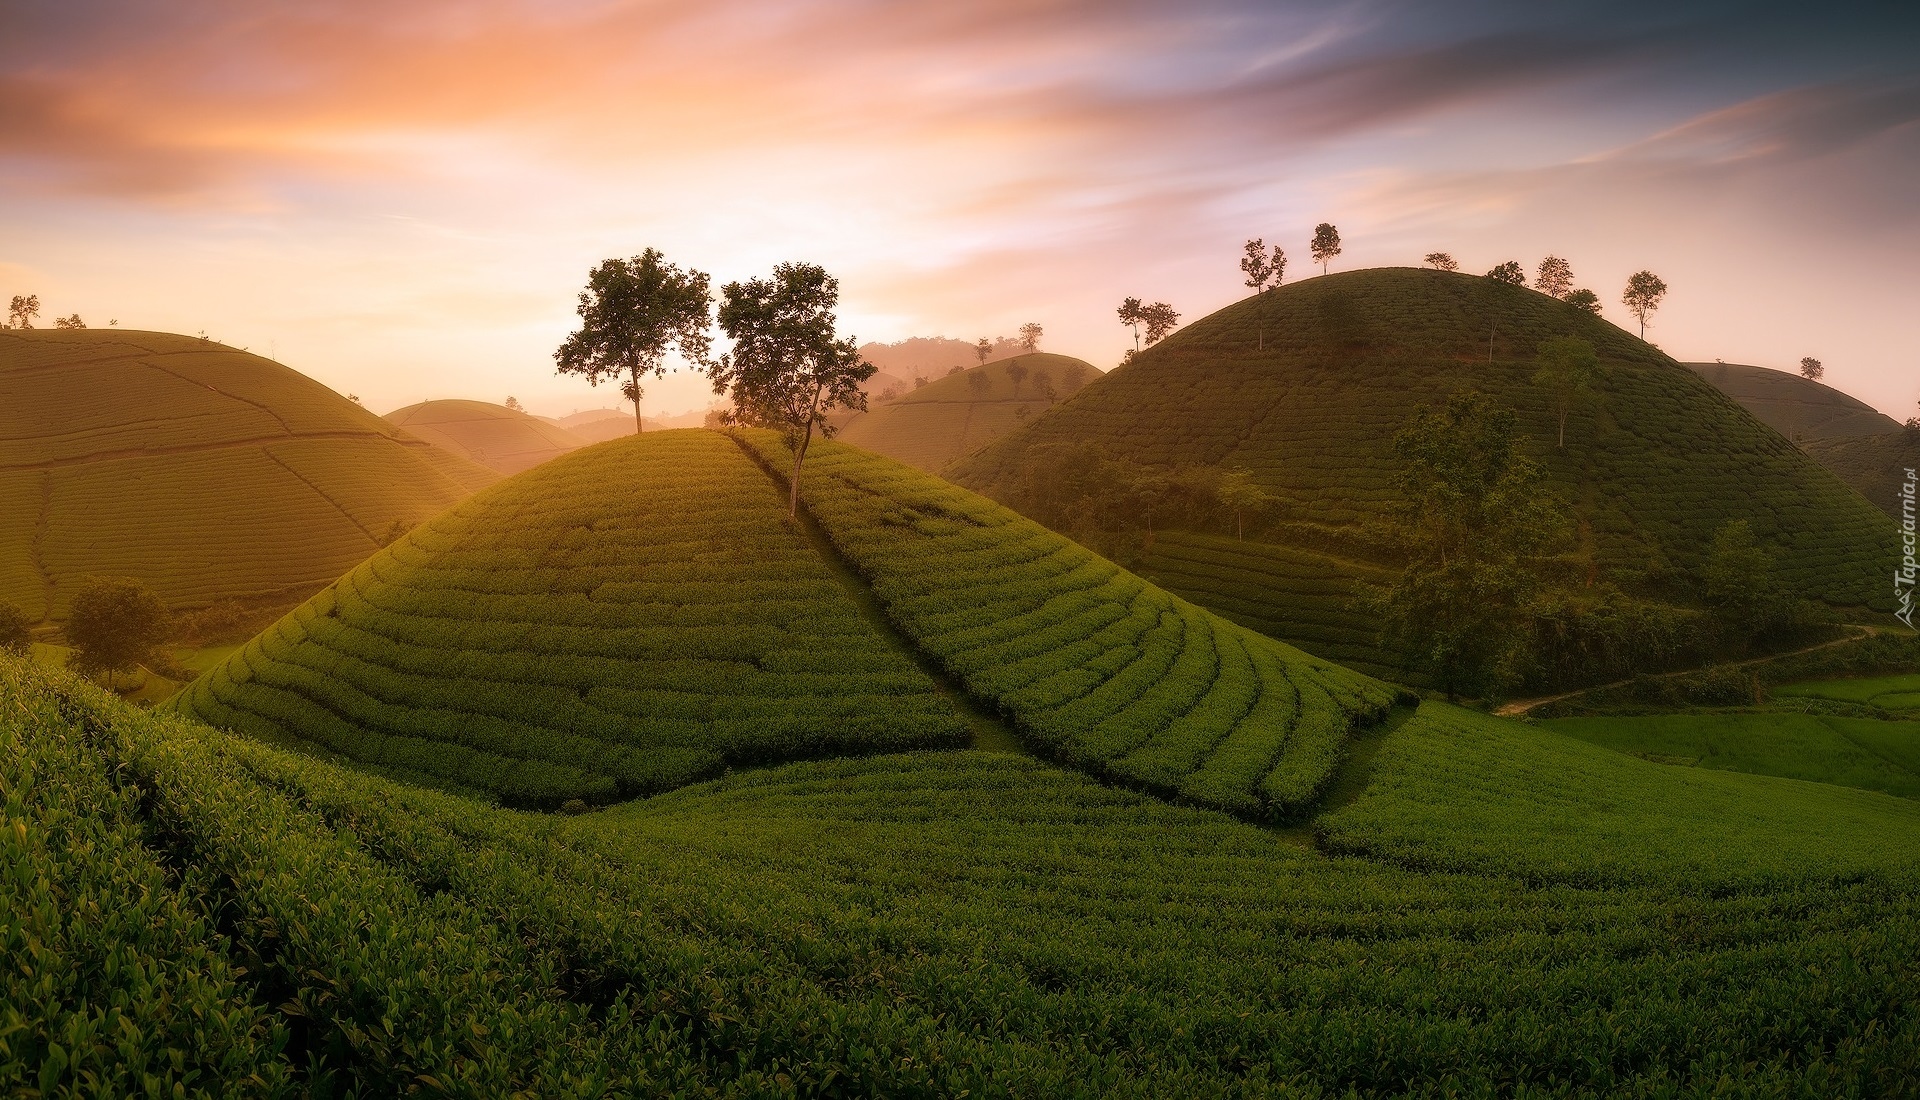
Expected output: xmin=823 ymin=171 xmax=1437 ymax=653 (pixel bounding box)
xmin=4 ymin=1 xmax=1916 ymax=420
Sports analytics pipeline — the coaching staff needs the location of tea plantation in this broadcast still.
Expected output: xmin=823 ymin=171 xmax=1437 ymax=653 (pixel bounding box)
xmin=0 ymin=329 xmax=498 ymax=621
xmin=951 ymin=269 xmax=1899 ymax=661
xmin=385 ymin=398 xmax=588 ymax=475
xmin=167 ymin=431 xmax=971 ymax=806
xmin=1804 ymin=430 xmax=1920 ymax=521
xmin=11 ymin=652 xmax=1920 ymax=1096
xmin=836 ymin=353 xmax=1098 ymax=472
xmin=1686 ymin=361 xmax=1901 ymax=442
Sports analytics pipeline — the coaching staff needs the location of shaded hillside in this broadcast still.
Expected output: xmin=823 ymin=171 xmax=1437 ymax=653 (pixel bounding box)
xmin=0 ymin=329 xmax=497 ymax=622
xmin=1686 ymin=361 xmax=1900 ymax=441
xmin=836 ymin=352 xmax=1098 ymax=471
xmin=386 ymin=398 xmax=586 ymax=474
xmin=951 ymin=269 xmax=1897 ymax=678
xmin=1804 ymin=431 xmax=1920 ymax=521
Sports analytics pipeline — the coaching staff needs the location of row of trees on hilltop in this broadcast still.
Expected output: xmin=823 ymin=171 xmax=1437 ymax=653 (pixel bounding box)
xmin=1430 ymin=253 xmax=1670 ymax=336
xmin=4 ymin=294 xmax=90 ymax=330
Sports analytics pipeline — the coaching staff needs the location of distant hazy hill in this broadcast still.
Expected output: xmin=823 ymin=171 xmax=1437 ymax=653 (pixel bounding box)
xmin=0 ymin=329 xmax=497 ymax=622
xmin=952 ymin=268 xmax=1895 ymax=677
xmin=386 ymin=399 xmax=586 ymax=475
xmin=1803 ymin=431 xmax=1920 ymax=521
xmin=1685 ymin=361 xmax=1900 ymax=442
xmin=858 ymin=336 xmax=1026 ymax=382
xmin=837 ymin=353 xmax=1098 ymax=472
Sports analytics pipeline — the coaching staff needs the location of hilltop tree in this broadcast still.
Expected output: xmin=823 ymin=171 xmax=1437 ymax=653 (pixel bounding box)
xmin=1142 ymin=302 xmax=1180 ymax=347
xmin=1239 ymin=238 xmax=1286 ymax=349
xmin=504 ymin=395 xmax=524 ymax=412
xmin=1621 ymin=270 xmax=1668 ymax=339
xmin=53 ymin=313 xmax=85 ymax=329
xmin=7 ymin=294 xmax=40 ymax=329
xmin=1018 ymin=322 xmax=1043 ymax=352
xmin=710 ymin=261 xmax=876 ymax=519
xmin=1533 ymin=336 xmax=1600 ymax=448
xmin=975 ymin=337 xmax=992 ymax=366
xmin=0 ymin=600 xmax=31 ymax=654
xmin=1799 ymin=357 xmax=1824 ymax=382
xmin=1216 ymin=469 xmax=1274 ymax=540
xmin=1118 ymin=297 xmax=1145 ymax=351
xmin=1425 ymin=253 xmax=1458 ymax=271
xmin=967 ymin=370 xmax=991 ymax=398
xmin=914 ymin=375 xmax=929 ymax=389
xmin=1311 ymin=223 xmax=1342 ymax=274
xmin=1008 ymin=360 xmax=1030 ymax=397
xmin=1061 ymin=362 xmax=1089 ymax=391
xmin=1357 ymin=392 xmax=1567 ymax=701
xmin=555 ymin=249 xmax=713 ymax=433
xmin=947 ymin=364 xmax=963 ymax=376
xmin=66 ymin=576 xmax=170 ymax=684
xmin=1486 ymin=261 xmax=1527 ymax=287
xmin=1564 ymin=288 xmax=1602 ymax=315
xmin=1535 ymin=256 xmax=1574 ymax=299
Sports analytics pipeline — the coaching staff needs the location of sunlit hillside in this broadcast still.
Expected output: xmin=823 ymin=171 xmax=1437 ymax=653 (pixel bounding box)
xmin=836 ymin=352 xmax=1098 ymax=471
xmin=385 ymin=398 xmax=586 ymax=475
xmin=0 ymin=329 xmax=498 ymax=622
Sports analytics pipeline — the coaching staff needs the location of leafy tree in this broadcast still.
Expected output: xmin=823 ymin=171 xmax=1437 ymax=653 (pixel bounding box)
xmin=1032 ymin=366 xmax=1054 ymax=400
xmin=974 ymin=338 xmax=992 ymax=366
xmin=1621 ymin=270 xmax=1668 ymax=339
xmin=1425 ymin=253 xmax=1458 ymax=271
xmin=1007 ymin=361 xmax=1029 ymax=397
xmin=53 ymin=313 xmax=85 ymax=329
xmin=346 ymin=394 xmax=363 ymax=405
xmin=1310 ymin=223 xmax=1342 ymax=274
xmin=914 ymin=375 xmax=929 ymax=389
xmin=555 ymin=249 xmax=713 ymax=434
xmin=1117 ymin=297 xmax=1144 ymax=351
xmin=947 ymin=365 xmax=963 ymax=376
xmin=1239 ymin=238 xmax=1286 ymax=349
xmin=1564 ymin=288 xmax=1602 ymax=315
xmin=504 ymin=395 xmax=525 ymax=412
xmin=1357 ymin=392 xmax=1568 ymax=701
xmin=1215 ymin=469 xmax=1274 ymax=540
xmin=966 ymin=370 xmax=991 ymax=398
xmin=7 ymin=294 xmax=40 ymax=329
xmin=710 ymin=261 xmax=876 ymax=518
xmin=1535 ymin=256 xmax=1574 ymax=299
xmin=1142 ymin=302 xmax=1180 ymax=347
xmin=1533 ymin=336 xmax=1600 ymax=448
xmin=0 ymin=600 xmax=32 ymax=654
xmin=1703 ymin=519 xmax=1794 ymax=650
xmin=1061 ymin=362 xmax=1089 ymax=391
xmin=1799 ymin=356 xmax=1824 ymax=382
xmin=1486 ymin=261 xmax=1526 ymax=287
xmin=65 ymin=577 xmax=170 ymax=683
xmin=1018 ymin=322 xmax=1043 ymax=351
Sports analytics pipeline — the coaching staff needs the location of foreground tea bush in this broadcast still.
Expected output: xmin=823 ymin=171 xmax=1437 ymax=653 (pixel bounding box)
xmin=169 ymin=431 xmax=969 ymax=806
xmin=12 ymin=654 xmax=1920 ymax=1096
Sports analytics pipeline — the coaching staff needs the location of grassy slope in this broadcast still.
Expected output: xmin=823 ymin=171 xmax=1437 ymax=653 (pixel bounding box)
xmin=1541 ymin=711 xmax=1920 ymax=799
xmin=0 ymin=329 xmax=498 ymax=621
xmin=1803 ymin=430 xmax=1920 ymax=522
xmin=744 ymin=431 xmax=1404 ymax=818
xmin=385 ymin=398 xmax=587 ymax=475
xmin=1686 ymin=361 xmax=1902 ymax=441
xmin=13 ymin=653 xmax=1920 ymax=1096
xmin=167 ymin=430 xmax=969 ymax=806
xmin=951 ymin=269 xmax=1898 ymax=672
xmin=836 ymin=353 xmax=1097 ymax=472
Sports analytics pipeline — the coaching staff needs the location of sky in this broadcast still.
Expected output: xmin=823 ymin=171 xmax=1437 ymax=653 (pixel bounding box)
xmin=2 ymin=0 xmax=1916 ymax=420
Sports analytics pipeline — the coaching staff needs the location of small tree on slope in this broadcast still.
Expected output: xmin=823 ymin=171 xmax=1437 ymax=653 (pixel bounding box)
xmin=66 ymin=577 xmax=169 ymax=685
xmin=710 ymin=262 xmax=876 ymax=519
xmin=1533 ymin=336 xmax=1600 ymax=448
xmin=555 ymin=249 xmax=713 ymax=434
xmin=1621 ymin=271 xmax=1668 ymax=339
xmin=1799 ymin=357 xmax=1824 ymax=382
xmin=1311 ymin=223 xmax=1342 ymax=274
xmin=1239 ymin=239 xmax=1285 ymax=350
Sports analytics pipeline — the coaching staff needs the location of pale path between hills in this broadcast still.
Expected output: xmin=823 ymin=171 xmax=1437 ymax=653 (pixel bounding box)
xmin=1494 ymin=625 xmax=1880 ymax=717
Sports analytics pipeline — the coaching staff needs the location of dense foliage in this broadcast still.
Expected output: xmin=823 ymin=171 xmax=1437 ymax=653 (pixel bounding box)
xmin=11 ymin=654 xmax=1920 ymax=1096
xmin=169 ymin=431 xmax=968 ymax=806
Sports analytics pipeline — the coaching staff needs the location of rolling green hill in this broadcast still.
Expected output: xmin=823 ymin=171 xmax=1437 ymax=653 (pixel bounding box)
xmin=0 ymin=329 xmax=498 ymax=623
xmin=170 ymin=428 xmax=1398 ymax=815
xmin=836 ymin=353 xmax=1098 ymax=471
xmin=1686 ymin=360 xmax=1901 ymax=441
xmin=385 ymin=398 xmax=586 ymax=475
xmin=951 ymin=269 xmax=1899 ymax=678
xmin=1803 ymin=430 xmax=1920 ymax=521
xmin=14 ymin=647 xmax=1920 ymax=1095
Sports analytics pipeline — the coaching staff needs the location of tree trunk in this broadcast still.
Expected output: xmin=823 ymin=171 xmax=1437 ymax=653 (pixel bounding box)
xmin=1558 ymin=409 xmax=1567 ymax=448
xmin=630 ymin=365 xmax=644 ymax=433
xmin=789 ymin=424 xmax=810 ymax=520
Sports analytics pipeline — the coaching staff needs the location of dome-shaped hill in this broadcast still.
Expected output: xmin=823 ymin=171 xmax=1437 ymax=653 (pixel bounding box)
xmin=385 ymin=399 xmax=586 ymax=475
xmin=950 ymin=269 xmax=1897 ymax=674
xmin=168 ymin=428 xmax=1399 ymax=813
xmin=1802 ymin=431 xmax=1920 ymax=522
xmin=1686 ymin=361 xmax=1901 ymax=442
xmin=836 ymin=352 xmax=1098 ymax=472
xmin=0 ymin=328 xmax=498 ymax=622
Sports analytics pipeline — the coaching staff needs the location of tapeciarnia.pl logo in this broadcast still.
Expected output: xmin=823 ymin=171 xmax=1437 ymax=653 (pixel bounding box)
xmin=1898 ymin=467 xmax=1917 ymax=628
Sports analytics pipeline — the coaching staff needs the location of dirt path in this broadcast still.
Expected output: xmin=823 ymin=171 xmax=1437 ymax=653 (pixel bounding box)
xmin=1494 ymin=625 xmax=1879 ymax=717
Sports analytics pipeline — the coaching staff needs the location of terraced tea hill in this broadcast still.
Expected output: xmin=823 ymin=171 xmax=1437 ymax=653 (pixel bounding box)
xmin=953 ymin=268 xmax=1897 ymax=631
xmin=168 ymin=431 xmax=969 ymax=806
xmin=13 ymin=654 xmax=1920 ymax=1096
xmin=739 ymin=430 xmax=1402 ymax=818
xmin=1804 ymin=430 xmax=1920 ymax=521
xmin=1539 ymin=711 xmax=1920 ymax=800
xmin=1687 ymin=360 xmax=1900 ymax=441
xmin=0 ymin=329 xmax=498 ymax=621
xmin=384 ymin=398 xmax=587 ymax=474
xmin=836 ymin=352 xmax=1098 ymax=472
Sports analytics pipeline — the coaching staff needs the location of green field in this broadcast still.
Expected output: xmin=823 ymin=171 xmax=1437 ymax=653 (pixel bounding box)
xmin=1685 ymin=361 xmax=1901 ymax=441
xmin=1539 ymin=711 xmax=1920 ymax=800
xmin=951 ymin=269 xmax=1899 ymax=678
xmin=1803 ymin=430 xmax=1920 ymax=522
xmin=1777 ymin=671 xmax=1920 ymax=709
xmin=386 ymin=398 xmax=588 ymax=474
xmin=13 ymin=652 xmax=1920 ymax=1095
xmin=836 ymin=353 xmax=1097 ymax=472
xmin=0 ymin=329 xmax=498 ymax=622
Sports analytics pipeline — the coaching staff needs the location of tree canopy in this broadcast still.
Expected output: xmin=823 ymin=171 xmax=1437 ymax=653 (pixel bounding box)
xmin=1239 ymin=239 xmax=1286 ymax=349
xmin=1310 ymin=223 xmax=1342 ymax=273
xmin=1799 ymin=356 xmax=1824 ymax=382
xmin=1535 ymin=256 xmax=1573 ymax=299
xmin=1533 ymin=336 xmax=1600 ymax=448
xmin=555 ymin=249 xmax=712 ymax=433
xmin=1485 ymin=261 xmax=1526 ymax=287
xmin=1621 ymin=271 xmax=1668 ymax=339
xmin=1564 ymin=288 xmax=1602 ymax=315
xmin=66 ymin=577 xmax=169 ymax=683
xmin=1424 ymin=252 xmax=1457 ymax=271
xmin=1018 ymin=323 xmax=1043 ymax=351
xmin=7 ymin=294 xmax=40 ymax=329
